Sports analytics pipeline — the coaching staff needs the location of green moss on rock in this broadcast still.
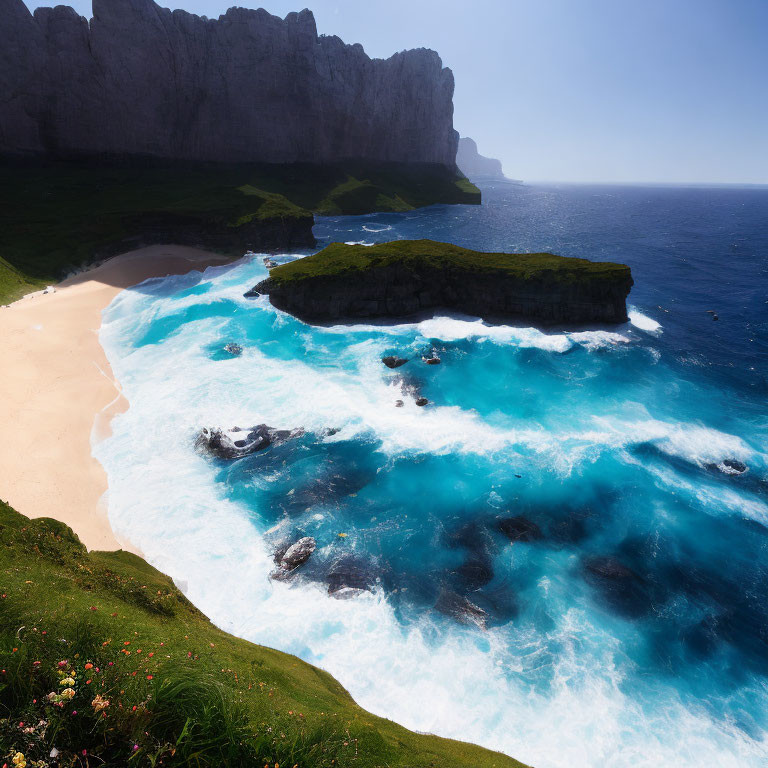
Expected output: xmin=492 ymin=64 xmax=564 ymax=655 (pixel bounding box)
xmin=258 ymin=239 xmax=633 ymax=325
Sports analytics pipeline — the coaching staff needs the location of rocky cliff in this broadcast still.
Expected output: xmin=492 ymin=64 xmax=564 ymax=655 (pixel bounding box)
xmin=456 ymin=137 xmax=505 ymax=180
xmin=254 ymin=240 xmax=634 ymax=326
xmin=0 ymin=0 xmax=458 ymax=166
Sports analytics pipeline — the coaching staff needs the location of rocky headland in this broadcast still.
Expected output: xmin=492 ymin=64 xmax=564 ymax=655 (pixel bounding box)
xmin=456 ymin=137 xmax=506 ymax=180
xmin=253 ymin=240 xmax=634 ymax=325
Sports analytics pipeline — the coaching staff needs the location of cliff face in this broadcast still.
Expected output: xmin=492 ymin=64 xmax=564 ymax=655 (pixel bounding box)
xmin=0 ymin=0 xmax=458 ymax=166
xmin=255 ymin=241 xmax=634 ymax=326
xmin=456 ymin=137 xmax=505 ymax=180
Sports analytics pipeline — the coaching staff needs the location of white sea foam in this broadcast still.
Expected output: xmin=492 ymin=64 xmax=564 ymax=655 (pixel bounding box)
xmin=362 ymin=224 xmax=392 ymax=233
xmin=629 ymin=308 xmax=662 ymax=333
xmin=93 ymin=263 xmax=768 ymax=768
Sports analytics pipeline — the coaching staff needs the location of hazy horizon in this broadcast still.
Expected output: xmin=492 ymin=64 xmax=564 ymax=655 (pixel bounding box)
xmin=23 ymin=0 xmax=768 ymax=185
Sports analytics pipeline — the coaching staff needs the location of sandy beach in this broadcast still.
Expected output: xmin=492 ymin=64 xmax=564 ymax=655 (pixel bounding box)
xmin=0 ymin=245 xmax=232 ymax=552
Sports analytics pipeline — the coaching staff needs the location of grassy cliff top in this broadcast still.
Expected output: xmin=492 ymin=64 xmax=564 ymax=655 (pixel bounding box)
xmin=0 ymin=500 xmax=525 ymax=768
xmin=268 ymin=239 xmax=632 ymax=285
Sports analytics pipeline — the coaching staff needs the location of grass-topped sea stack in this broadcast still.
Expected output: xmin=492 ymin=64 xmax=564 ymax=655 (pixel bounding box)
xmin=254 ymin=239 xmax=634 ymax=325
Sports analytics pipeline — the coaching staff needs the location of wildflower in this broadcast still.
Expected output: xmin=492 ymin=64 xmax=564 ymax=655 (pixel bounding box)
xmin=132 ymin=744 xmax=139 ymax=751
xmin=108 ymin=662 xmax=114 ymax=666
xmin=60 ymin=688 xmax=75 ymax=700
xmin=12 ymin=752 xmax=26 ymax=768
xmin=32 ymin=661 xmax=41 ymax=667
xmin=146 ymin=675 xmax=153 ymax=680
xmin=46 ymin=692 xmax=57 ymax=702
xmin=72 ymin=710 xmax=77 ymax=715
xmin=92 ymin=694 xmax=109 ymax=713
xmin=148 ymin=653 xmax=154 ymax=658
xmin=84 ymin=663 xmax=93 ymax=670
xmin=60 ymin=677 xmax=75 ymax=687
xmin=57 ymin=661 xmax=67 ymax=668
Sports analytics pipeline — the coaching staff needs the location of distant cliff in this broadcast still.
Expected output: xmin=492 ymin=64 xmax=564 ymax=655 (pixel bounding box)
xmin=0 ymin=0 xmax=458 ymax=166
xmin=456 ymin=137 xmax=505 ymax=180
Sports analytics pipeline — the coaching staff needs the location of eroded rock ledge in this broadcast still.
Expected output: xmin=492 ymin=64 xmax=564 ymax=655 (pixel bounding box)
xmin=253 ymin=240 xmax=634 ymax=325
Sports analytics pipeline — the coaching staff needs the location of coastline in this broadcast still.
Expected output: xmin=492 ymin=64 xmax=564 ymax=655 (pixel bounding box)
xmin=0 ymin=244 xmax=232 ymax=552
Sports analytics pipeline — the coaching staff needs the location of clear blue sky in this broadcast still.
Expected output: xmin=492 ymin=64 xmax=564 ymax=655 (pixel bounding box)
xmin=24 ymin=0 xmax=768 ymax=183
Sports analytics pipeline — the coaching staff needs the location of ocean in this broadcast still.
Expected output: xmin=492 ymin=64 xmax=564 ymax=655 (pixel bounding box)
xmin=95 ymin=181 xmax=768 ymax=767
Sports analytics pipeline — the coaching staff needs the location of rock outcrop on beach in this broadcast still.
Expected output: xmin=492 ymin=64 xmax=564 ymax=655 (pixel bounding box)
xmin=456 ymin=137 xmax=506 ymax=180
xmin=254 ymin=240 xmax=634 ymax=326
xmin=1 ymin=0 xmax=458 ymax=166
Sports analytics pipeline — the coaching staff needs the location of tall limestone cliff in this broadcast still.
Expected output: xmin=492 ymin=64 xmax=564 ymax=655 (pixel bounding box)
xmin=0 ymin=0 xmax=458 ymax=166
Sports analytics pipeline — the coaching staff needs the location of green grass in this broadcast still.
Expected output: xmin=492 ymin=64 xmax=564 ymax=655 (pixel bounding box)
xmin=267 ymin=239 xmax=632 ymax=286
xmin=0 ymin=500 xmax=526 ymax=768
xmin=0 ymin=162 xmax=479 ymax=305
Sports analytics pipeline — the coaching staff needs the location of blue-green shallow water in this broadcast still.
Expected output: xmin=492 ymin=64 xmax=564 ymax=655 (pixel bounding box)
xmin=96 ymin=182 xmax=768 ymax=767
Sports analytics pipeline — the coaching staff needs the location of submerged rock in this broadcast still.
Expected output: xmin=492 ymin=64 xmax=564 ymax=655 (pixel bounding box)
xmin=435 ymin=589 xmax=488 ymax=629
xmin=196 ymin=424 xmax=302 ymax=460
xmin=243 ymin=288 xmax=260 ymax=299
xmin=584 ymin=556 xmax=638 ymax=582
xmin=382 ymin=356 xmax=409 ymax=369
xmin=423 ymin=354 xmax=441 ymax=365
xmin=722 ymin=458 xmax=748 ymax=474
xmin=224 ymin=343 xmax=243 ymax=356
xmin=497 ymin=516 xmax=543 ymax=543
xmin=415 ymin=397 xmax=429 ymax=407
xmin=326 ymin=556 xmax=376 ymax=599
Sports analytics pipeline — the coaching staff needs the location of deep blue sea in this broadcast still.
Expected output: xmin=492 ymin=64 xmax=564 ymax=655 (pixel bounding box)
xmin=96 ymin=181 xmax=768 ymax=767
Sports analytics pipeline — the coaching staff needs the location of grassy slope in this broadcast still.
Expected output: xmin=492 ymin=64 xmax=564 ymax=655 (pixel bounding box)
xmin=0 ymin=500 xmax=526 ymax=768
xmin=268 ymin=239 xmax=632 ymax=285
xmin=0 ymin=163 xmax=479 ymax=305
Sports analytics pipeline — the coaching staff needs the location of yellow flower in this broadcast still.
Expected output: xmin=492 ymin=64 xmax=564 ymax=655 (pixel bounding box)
xmin=60 ymin=677 xmax=75 ymax=687
xmin=12 ymin=752 xmax=27 ymax=768
xmin=60 ymin=688 xmax=76 ymax=700
xmin=91 ymin=694 xmax=110 ymax=713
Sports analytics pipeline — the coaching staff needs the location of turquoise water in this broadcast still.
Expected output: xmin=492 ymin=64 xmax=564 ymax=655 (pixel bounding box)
xmin=97 ymin=182 xmax=768 ymax=767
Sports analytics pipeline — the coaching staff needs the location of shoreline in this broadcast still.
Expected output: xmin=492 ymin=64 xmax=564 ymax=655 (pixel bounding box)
xmin=0 ymin=244 xmax=232 ymax=552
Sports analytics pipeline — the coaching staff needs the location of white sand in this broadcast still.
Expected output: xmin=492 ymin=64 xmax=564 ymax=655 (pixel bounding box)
xmin=0 ymin=245 xmax=232 ymax=551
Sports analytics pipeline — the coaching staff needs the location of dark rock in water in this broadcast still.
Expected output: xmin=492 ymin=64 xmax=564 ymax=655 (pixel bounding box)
xmin=275 ymin=537 xmax=316 ymax=573
xmin=382 ymin=356 xmax=409 ymax=369
xmin=423 ymin=355 xmax=441 ymax=365
xmin=196 ymin=424 xmax=302 ymax=459
xmin=415 ymin=397 xmax=429 ymax=407
xmin=243 ymin=288 xmax=261 ymax=299
xmin=435 ymin=589 xmax=488 ymax=628
xmin=723 ymin=458 xmax=748 ymax=474
xmin=584 ymin=556 xmax=638 ymax=582
xmin=583 ymin=555 xmax=653 ymax=617
xmin=224 ymin=343 xmax=243 ymax=356
xmin=327 ymin=556 xmax=376 ymax=599
xmin=712 ymin=314 xmax=719 ymax=321
xmin=394 ymin=399 xmax=404 ymax=408
xmin=497 ymin=516 xmax=543 ymax=543
xmin=455 ymin=555 xmax=494 ymax=591
xmin=255 ymin=240 xmax=633 ymax=326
